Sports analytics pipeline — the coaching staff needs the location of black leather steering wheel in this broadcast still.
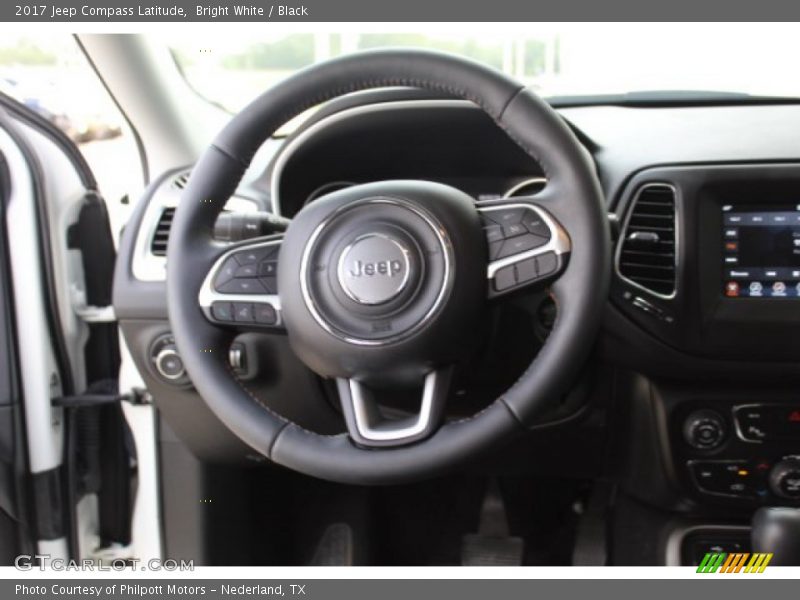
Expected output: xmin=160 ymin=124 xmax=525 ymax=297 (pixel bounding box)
xmin=166 ymin=49 xmax=610 ymax=485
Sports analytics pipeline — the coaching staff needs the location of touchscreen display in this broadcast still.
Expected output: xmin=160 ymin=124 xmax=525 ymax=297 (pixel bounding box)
xmin=722 ymin=204 xmax=800 ymax=298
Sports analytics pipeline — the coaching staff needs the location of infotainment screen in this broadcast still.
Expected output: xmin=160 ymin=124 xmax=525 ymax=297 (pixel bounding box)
xmin=722 ymin=204 xmax=800 ymax=298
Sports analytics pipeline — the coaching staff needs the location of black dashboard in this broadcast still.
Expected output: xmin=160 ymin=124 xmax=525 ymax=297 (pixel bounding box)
xmin=113 ymin=89 xmax=800 ymax=548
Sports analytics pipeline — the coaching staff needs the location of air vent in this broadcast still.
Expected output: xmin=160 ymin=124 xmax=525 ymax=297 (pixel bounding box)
xmin=618 ymin=184 xmax=677 ymax=297
xmin=172 ymin=171 xmax=190 ymax=190
xmin=150 ymin=207 xmax=175 ymax=256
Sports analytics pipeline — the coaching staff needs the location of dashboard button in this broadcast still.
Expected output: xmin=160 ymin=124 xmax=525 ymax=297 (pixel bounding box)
xmin=217 ymin=278 xmax=267 ymax=295
xmin=769 ymin=459 xmax=800 ymax=500
xmin=154 ymin=347 xmax=185 ymax=381
xmin=690 ymin=460 xmax=756 ymax=497
xmin=211 ymin=301 xmax=234 ymax=322
xmin=496 ymin=233 xmax=548 ymax=259
xmin=683 ymin=410 xmax=727 ymax=450
xmin=734 ymin=406 xmax=769 ymax=442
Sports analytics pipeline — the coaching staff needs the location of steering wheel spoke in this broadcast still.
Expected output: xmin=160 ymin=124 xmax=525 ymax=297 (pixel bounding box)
xmin=337 ymin=367 xmax=454 ymax=448
xmin=198 ymin=235 xmax=285 ymax=331
xmin=477 ymin=197 xmax=571 ymax=298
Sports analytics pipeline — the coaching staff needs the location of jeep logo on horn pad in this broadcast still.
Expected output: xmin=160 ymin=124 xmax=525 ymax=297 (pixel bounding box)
xmin=337 ymin=234 xmax=411 ymax=305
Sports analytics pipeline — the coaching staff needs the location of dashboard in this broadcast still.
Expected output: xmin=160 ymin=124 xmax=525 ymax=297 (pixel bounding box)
xmin=113 ymin=89 xmax=800 ymax=538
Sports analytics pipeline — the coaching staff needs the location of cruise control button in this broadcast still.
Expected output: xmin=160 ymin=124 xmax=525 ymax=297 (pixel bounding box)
xmin=233 ymin=302 xmax=254 ymax=322
xmin=211 ymin=301 xmax=234 ymax=322
xmin=503 ymin=223 xmax=527 ymax=238
xmin=484 ymin=225 xmax=504 ymax=243
xmin=486 ymin=208 xmax=525 ymax=226
xmin=493 ymin=265 xmax=517 ymax=291
xmin=516 ymin=257 xmax=538 ymax=283
xmin=522 ymin=212 xmax=551 ymax=238
xmin=235 ymin=264 xmax=258 ymax=278
xmin=254 ymin=303 xmax=277 ymax=325
xmin=217 ymin=278 xmax=267 ymax=294
xmin=214 ymin=257 xmax=240 ymax=288
xmin=496 ymin=234 xmax=548 ymax=259
xmin=536 ymin=252 xmax=559 ymax=277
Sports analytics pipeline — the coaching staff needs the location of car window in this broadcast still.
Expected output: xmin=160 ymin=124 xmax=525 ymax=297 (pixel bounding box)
xmin=0 ymin=34 xmax=144 ymax=237
xmin=167 ymin=23 xmax=800 ymax=118
xmin=167 ymin=24 xmax=800 ymax=118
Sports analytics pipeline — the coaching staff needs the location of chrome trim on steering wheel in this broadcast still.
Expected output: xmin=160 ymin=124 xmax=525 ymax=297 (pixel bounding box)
xmin=338 ymin=367 xmax=452 ymax=446
xmin=478 ymin=203 xmax=571 ymax=279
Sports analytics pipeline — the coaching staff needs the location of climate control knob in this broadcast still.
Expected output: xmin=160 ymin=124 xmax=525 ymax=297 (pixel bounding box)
xmin=769 ymin=459 xmax=800 ymax=500
xmin=683 ymin=410 xmax=727 ymax=450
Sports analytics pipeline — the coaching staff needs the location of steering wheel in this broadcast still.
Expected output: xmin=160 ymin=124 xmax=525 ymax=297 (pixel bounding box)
xmin=167 ymin=49 xmax=610 ymax=485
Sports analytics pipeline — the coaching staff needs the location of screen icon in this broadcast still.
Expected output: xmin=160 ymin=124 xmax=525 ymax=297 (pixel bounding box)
xmin=749 ymin=281 xmax=763 ymax=296
xmin=725 ymin=281 xmax=740 ymax=297
xmin=773 ymin=281 xmax=787 ymax=296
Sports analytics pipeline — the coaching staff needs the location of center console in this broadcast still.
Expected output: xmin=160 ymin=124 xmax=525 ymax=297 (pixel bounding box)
xmin=611 ymin=164 xmax=800 ymax=565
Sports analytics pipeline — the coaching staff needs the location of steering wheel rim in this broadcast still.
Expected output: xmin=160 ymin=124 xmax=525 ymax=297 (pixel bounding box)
xmin=166 ymin=49 xmax=610 ymax=485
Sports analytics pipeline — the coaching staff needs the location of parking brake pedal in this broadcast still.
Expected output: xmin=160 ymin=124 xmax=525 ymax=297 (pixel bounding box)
xmin=461 ymin=479 xmax=524 ymax=566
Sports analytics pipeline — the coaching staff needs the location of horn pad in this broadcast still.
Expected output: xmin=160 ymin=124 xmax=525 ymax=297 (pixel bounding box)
xmin=278 ymin=180 xmax=486 ymax=384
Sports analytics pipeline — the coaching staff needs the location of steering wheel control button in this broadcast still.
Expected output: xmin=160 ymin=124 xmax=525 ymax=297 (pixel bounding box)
xmin=259 ymin=261 xmax=278 ymax=277
xmin=217 ymin=278 xmax=267 ymax=295
xmin=493 ymin=265 xmax=517 ymax=292
xmin=485 ymin=225 xmax=503 ymax=243
xmin=536 ymin=252 xmax=559 ymax=277
xmin=503 ymin=222 xmax=527 ymax=238
xmin=522 ymin=213 xmax=552 ymax=238
xmin=254 ymin=303 xmax=278 ymax=325
xmin=486 ymin=207 xmax=525 ymax=226
xmin=516 ymin=257 xmax=538 ymax=283
xmin=234 ymin=247 xmax=272 ymax=265
xmin=234 ymin=264 xmax=258 ymax=278
xmin=337 ymin=234 xmax=411 ymax=305
xmin=496 ymin=233 xmax=548 ymax=259
xmin=211 ymin=301 xmax=234 ymax=322
xmin=233 ymin=302 xmax=254 ymax=322
xmin=214 ymin=257 xmax=240 ymax=288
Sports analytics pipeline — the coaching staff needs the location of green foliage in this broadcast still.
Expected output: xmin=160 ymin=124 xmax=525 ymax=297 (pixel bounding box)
xmin=0 ymin=39 xmax=57 ymax=66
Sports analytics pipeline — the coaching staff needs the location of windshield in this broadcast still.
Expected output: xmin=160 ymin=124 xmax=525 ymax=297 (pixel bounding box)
xmin=166 ymin=23 xmax=800 ymax=114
